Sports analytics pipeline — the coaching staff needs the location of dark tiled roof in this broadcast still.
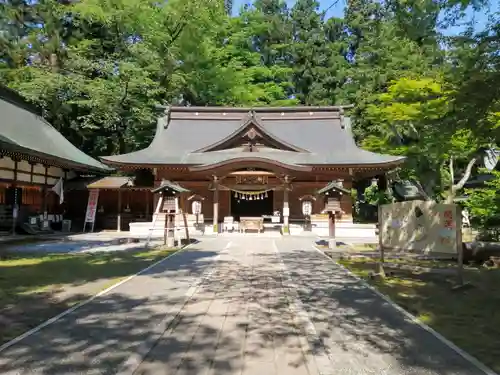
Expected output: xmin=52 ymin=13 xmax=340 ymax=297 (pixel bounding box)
xmin=0 ymin=85 xmax=111 ymax=172
xmin=101 ymin=106 xmax=405 ymax=167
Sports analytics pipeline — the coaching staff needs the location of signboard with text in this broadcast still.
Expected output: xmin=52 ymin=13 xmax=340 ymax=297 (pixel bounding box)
xmin=325 ymin=198 xmax=341 ymax=212
xmin=162 ymin=197 xmax=176 ymax=212
xmin=83 ymin=190 xmax=99 ymax=232
xmin=379 ymin=201 xmax=461 ymax=254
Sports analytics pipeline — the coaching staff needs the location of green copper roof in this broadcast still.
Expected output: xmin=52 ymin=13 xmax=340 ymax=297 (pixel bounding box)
xmin=0 ymin=85 xmax=111 ymax=172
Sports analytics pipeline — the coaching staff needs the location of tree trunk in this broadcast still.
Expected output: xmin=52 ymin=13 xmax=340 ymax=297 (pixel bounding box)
xmin=445 ymin=155 xmax=478 ymax=204
xmin=180 ymin=197 xmax=190 ymax=244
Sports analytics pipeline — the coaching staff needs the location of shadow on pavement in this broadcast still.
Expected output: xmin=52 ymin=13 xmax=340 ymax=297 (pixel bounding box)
xmin=0 ymin=237 xmax=490 ymax=375
xmin=0 ymin=247 xmax=221 ymax=375
xmin=278 ymin=240 xmax=489 ymax=375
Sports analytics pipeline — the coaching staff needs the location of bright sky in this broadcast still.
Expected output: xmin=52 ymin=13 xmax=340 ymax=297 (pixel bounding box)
xmin=232 ymin=0 xmax=498 ymax=35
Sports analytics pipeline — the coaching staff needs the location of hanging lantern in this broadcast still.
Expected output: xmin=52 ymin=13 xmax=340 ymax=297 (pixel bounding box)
xmin=249 ymin=195 xmax=253 ymax=200
xmin=234 ymin=191 xmax=238 ymax=198
xmin=256 ymin=194 xmax=260 ymax=200
xmin=265 ymin=191 xmax=268 ymax=198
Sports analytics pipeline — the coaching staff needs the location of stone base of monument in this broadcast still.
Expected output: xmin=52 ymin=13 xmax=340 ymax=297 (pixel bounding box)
xmin=166 ymin=237 xmax=175 ymax=248
xmin=328 ymin=238 xmax=337 ymax=249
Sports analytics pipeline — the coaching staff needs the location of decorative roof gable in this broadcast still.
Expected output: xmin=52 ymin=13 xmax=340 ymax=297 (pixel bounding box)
xmin=100 ymin=106 xmax=406 ymax=169
xmin=194 ymin=111 xmax=308 ymax=153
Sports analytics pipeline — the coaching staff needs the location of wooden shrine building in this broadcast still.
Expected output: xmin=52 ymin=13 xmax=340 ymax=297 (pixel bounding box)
xmin=99 ymin=106 xmax=405 ymax=235
xmin=0 ymin=85 xmax=110 ymax=234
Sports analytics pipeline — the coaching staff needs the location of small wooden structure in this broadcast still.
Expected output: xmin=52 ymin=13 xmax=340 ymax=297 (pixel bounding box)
xmin=0 ymin=85 xmax=109 ymax=234
xmin=147 ymin=180 xmax=190 ymax=248
xmin=85 ymin=176 xmax=138 ymax=232
xmin=317 ymin=181 xmax=350 ymax=249
xmin=240 ymin=217 xmax=264 ymax=233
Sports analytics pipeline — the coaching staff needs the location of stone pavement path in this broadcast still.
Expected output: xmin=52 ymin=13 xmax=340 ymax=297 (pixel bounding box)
xmin=0 ymin=236 xmax=492 ymax=375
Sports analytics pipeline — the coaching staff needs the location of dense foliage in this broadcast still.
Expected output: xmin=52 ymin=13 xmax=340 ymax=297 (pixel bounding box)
xmin=1 ymin=0 xmax=499 ymax=216
xmin=465 ymin=170 xmax=500 ymax=238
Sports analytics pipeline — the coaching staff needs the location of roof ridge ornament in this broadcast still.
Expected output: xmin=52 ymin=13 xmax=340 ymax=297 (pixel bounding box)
xmin=247 ymin=110 xmax=257 ymax=121
xmin=339 ymin=107 xmax=345 ymax=129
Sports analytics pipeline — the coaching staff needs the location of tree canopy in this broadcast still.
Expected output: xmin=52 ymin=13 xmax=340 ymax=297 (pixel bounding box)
xmin=1 ymin=0 xmax=498 ymax=205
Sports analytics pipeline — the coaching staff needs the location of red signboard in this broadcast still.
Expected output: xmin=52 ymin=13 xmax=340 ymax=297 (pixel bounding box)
xmin=443 ymin=209 xmax=454 ymax=228
xmin=85 ymin=190 xmax=100 ymax=223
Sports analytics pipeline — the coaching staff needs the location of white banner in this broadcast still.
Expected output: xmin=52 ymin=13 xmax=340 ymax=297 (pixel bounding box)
xmin=85 ymin=190 xmax=99 ymax=223
xmin=51 ymin=177 xmax=64 ymax=204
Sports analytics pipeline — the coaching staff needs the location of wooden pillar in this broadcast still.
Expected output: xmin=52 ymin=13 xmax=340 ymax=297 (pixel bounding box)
xmin=179 ymin=194 xmax=190 ymax=243
xmin=145 ymin=190 xmax=150 ymax=218
xmin=30 ymin=162 xmax=34 ymax=183
xmin=283 ymin=188 xmax=289 ymax=226
xmin=282 ymin=175 xmax=290 ymax=232
xmin=328 ymin=211 xmax=336 ymax=249
xmin=213 ymin=176 xmax=219 ymax=233
xmin=42 ymin=165 xmax=48 ymax=216
xmin=164 ymin=211 xmax=169 ymax=246
xmin=11 ymin=159 xmax=18 ymax=235
xmin=117 ymin=189 xmax=122 ymax=232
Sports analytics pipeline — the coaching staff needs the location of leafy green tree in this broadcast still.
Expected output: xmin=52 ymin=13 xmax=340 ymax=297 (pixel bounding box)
xmin=465 ymin=169 xmax=500 ymax=238
xmin=237 ymin=0 xmax=296 ymax=105
xmin=343 ymin=0 xmax=442 ymax=144
xmin=365 ymin=76 xmax=496 ymax=202
xmin=289 ymin=0 xmax=348 ymax=105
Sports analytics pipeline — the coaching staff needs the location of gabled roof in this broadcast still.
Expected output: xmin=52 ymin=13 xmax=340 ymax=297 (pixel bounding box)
xmin=151 ymin=180 xmax=190 ymax=194
xmin=101 ymin=106 xmax=405 ymax=169
xmin=194 ymin=111 xmax=308 ymax=153
xmin=0 ymin=85 xmax=111 ymax=172
xmin=87 ymin=176 xmax=134 ymax=189
xmin=317 ymin=181 xmax=350 ymax=195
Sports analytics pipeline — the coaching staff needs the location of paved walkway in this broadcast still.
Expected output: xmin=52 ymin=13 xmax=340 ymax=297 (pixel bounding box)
xmin=0 ymin=237 xmax=491 ymax=375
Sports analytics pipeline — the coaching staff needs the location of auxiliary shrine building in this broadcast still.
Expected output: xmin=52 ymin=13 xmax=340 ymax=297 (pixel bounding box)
xmin=100 ymin=106 xmax=404 ymax=235
xmin=0 ymin=85 xmax=110 ymax=234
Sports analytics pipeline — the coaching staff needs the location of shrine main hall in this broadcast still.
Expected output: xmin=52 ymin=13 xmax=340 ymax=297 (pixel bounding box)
xmin=95 ymin=106 xmax=404 ymax=236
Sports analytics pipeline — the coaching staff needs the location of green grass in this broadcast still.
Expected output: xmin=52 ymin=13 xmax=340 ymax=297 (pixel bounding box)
xmin=316 ymin=242 xmax=378 ymax=252
xmin=0 ymin=247 xmax=176 ymax=298
xmin=339 ymin=257 xmax=500 ymax=373
xmin=0 ymin=246 xmax=177 ymax=344
xmin=347 ymin=243 xmax=378 ymax=252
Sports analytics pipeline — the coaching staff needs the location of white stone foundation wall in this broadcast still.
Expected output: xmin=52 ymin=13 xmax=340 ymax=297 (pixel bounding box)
xmin=311 ymin=223 xmax=377 ymax=238
xmin=129 ymin=220 xmax=376 ymax=239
